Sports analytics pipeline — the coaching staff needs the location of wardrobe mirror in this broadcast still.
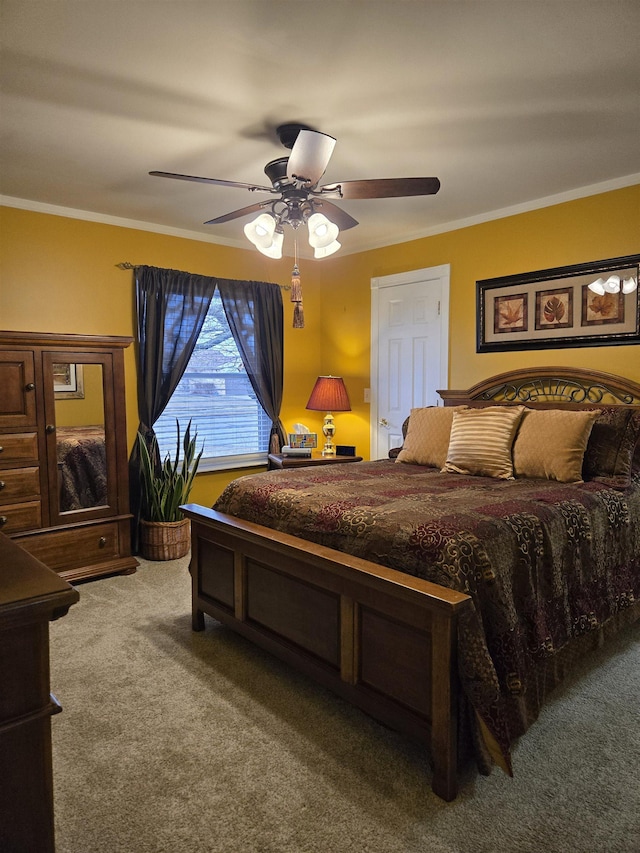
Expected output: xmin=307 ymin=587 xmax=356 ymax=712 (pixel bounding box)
xmin=52 ymin=362 xmax=107 ymax=512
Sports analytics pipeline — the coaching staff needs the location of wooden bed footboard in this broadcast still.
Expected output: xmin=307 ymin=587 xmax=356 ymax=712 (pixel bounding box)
xmin=182 ymin=503 xmax=472 ymax=801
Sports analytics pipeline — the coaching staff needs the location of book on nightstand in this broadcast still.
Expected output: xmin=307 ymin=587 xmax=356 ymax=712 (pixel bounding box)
xmin=281 ymin=445 xmax=313 ymax=457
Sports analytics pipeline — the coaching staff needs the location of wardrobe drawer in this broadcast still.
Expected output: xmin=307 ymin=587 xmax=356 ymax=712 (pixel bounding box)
xmin=15 ymin=522 xmax=121 ymax=571
xmin=0 ymin=433 xmax=39 ymax=465
xmin=0 ymin=467 xmax=40 ymax=504
xmin=0 ymin=501 xmax=41 ymax=534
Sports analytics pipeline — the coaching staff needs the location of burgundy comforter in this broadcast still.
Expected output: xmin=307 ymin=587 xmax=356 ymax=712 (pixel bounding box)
xmin=214 ymin=460 xmax=640 ymax=769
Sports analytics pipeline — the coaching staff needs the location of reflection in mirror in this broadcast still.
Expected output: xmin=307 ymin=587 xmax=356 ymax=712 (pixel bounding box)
xmin=53 ymin=362 xmax=107 ymax=512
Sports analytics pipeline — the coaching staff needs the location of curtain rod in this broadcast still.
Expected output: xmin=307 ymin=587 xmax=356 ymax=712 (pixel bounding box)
xmin=115 ymin=262 xmax=290 ymax=289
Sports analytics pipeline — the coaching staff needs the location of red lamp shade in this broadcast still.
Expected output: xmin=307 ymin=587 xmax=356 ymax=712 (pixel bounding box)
xmin=306 ymin=376 xmax=351 ymax=412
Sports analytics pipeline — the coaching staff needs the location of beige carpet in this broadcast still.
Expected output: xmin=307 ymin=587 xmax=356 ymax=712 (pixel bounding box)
xmin=50 ymin=557 xmax=640 ymax=853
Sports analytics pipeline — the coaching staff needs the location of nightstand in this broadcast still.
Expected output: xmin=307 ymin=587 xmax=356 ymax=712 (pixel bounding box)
xmin=267 ymin=453 xmax=363 ymax=470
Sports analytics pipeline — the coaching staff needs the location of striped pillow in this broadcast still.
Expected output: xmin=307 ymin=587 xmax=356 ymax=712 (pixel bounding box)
xmin=443 ymin=406 xmax=526 ymax=479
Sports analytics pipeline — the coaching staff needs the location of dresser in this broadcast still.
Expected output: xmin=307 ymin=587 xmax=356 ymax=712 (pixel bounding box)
xmin=0 ymin=331 xmax=138 ymax=581
xmin=0 ymin=532 xmax=79 ymax=853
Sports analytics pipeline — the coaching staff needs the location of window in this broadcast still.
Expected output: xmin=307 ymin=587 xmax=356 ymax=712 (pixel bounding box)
xmin=153 ymin=291 xmax=272 ymax=470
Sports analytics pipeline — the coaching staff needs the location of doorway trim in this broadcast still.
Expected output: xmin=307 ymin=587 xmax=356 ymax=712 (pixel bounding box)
xmin=370 ymin=264 xmax=450 ymax=459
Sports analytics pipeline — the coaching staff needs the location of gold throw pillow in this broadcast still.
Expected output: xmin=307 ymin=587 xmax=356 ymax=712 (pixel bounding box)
xmin=396 ymin=406 xmax=467 ymax=468
xmin=513 ymin=408 xmax=601 ymax=482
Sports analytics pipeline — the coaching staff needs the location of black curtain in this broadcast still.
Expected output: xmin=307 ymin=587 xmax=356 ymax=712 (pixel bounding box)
xmin=217 ymin=279 xmax=287 ymax=450
xmin=129 ymin=266 xmax=285 ymax=551
xmin=129 ymin=265 xmax=216 ymax=548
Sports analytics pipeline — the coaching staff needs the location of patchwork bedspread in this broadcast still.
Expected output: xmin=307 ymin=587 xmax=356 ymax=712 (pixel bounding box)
xmin=57 ymin=426 xmax=107 ymax=511
xmin=214 ymin=460 xmax=640 ymax=768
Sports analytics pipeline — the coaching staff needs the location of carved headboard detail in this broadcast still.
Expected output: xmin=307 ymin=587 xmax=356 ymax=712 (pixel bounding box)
xmin=439 ymin=367 xmax=640 ymax=408
xmin=390 ymin=367 xmax=640 ymax=453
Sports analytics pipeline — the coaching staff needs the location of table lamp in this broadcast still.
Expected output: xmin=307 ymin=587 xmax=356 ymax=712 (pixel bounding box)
xmin=306 ymin=376 xmax=351 ymax=456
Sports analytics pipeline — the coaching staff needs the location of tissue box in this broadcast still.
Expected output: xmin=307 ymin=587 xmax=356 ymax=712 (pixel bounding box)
xmin=288 ymin=433 xmax=318 ymax=449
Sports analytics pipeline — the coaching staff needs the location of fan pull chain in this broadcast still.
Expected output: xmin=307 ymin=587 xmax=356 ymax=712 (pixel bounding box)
xmin=290 ymin=238 xmax=304 ymax=328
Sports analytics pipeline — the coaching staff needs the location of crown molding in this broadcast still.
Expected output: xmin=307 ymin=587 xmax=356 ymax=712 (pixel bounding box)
xmin=0 ymin=195 xmax=245 ymax=249
xmin=354 ymin=173 xmax=640 ymax=255
xmin=2 ymin=172 xmax=638 ymax=258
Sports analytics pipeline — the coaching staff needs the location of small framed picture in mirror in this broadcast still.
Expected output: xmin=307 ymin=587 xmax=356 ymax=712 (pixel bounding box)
xmin=53 ymin=363 xmax=85 ymax=399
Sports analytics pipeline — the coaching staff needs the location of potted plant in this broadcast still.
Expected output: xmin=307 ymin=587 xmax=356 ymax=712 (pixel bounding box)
xmin=137 ymin=419 xmax=203 ymax=560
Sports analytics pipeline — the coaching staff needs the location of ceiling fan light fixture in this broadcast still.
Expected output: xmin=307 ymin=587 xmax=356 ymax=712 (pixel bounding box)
xmin=256 ymin=227 xmax=284 ymax=259
xmin=307 ymin=212 xmax=340 ymax=249
xmin=152 ymin=124 xmax=440 ymax=263
xmin=244 ymin=213 xmax=277 ymax=249
xmin=603 ymin=275 xmax=621 ymax=293
xmin=313 ymin=239 xmax=341 ymax=259
xmin=587 ymin=278 xmax=606 ymax=295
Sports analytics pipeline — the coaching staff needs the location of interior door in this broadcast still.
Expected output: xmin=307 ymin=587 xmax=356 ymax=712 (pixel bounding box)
xmin=370 ymin=265 xmax=449 ymax=459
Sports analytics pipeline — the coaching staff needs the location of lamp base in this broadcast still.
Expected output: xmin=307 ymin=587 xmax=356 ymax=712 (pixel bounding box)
xmin=321 ymin=412 xmax=336 ymax=456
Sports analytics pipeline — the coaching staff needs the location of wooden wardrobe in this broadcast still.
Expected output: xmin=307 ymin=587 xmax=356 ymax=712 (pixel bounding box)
xmin=0 ymin=331 xmax=138 ymax=581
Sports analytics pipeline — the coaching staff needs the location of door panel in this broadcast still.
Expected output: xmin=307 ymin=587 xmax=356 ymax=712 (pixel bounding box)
xmin=371 ymin=266 xmax=449 ymax=459
xmin=0 ymin=352 xmax=37 ymax=428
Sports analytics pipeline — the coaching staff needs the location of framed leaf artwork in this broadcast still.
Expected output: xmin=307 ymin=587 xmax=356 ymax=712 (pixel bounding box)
xmin=477 ymin=254 xmax=640 ymax=352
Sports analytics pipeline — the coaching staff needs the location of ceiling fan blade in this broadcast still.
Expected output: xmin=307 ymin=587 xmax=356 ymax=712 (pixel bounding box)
xmin=313 ymin=200 xmax=359 ymax=231
xmin=317 ymin=177 xmax=441 ymax=200
xmin=204 ymin=201 xmax=271 ymax=225
xmin=150 ymin=171 xmax=275 ymax=194
xmin=286 ymin=130 xmax=336 ymax=188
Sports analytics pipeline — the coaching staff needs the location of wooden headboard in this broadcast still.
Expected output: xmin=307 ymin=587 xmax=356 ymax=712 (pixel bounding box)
xmin=391 ymin=367 xmax=640 ymax=451
xmin=439 ymin=366 xmax=640 ymax=409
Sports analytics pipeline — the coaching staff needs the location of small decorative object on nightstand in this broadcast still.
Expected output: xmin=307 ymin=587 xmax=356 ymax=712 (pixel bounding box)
xmin=305 ymin=376 xmax=351 ymax=456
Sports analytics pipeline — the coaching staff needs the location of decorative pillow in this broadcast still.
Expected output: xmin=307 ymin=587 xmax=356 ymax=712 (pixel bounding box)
xmin=442 ymin=406 xmax=525 ymax=479
xmin=582 ymin=407 xmax=640 ymax=487
xmin=513 ymin=408 xmax=600 ymax=483
xmin=396 ymin=406 xmax=467 ymax=468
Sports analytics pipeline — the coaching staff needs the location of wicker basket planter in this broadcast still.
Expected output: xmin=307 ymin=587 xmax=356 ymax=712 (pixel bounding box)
xmin=140 ymin=517 xmax=190 ymax=561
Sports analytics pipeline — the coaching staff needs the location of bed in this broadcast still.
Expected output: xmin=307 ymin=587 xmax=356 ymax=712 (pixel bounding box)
xmin=182 ymin=367 xmax=640 ymax=801
xmin=56 ymin=425 xmax=107 ymax=511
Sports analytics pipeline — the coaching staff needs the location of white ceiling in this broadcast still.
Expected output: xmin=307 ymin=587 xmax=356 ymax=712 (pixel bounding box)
xmin=1 ymin=1 xmax=639 ymax=259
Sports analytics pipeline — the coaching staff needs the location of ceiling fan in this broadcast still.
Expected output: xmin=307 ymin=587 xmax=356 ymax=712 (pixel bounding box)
xmin=150 ymin=123 xmax=440 ymax=258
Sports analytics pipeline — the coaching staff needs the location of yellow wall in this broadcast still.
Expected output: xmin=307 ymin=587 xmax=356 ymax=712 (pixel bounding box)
xmin=54 ymin=363 xmax=105 ymax=426
xmin=1 ymin=184 xmax=638 ymax=502
xmin=317 ymin=185 xmax=640 ymax=458
xmin=0 ymin=206 xmax=325 ymax=503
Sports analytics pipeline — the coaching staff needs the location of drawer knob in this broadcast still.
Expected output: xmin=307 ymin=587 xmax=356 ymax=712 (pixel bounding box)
xmin=0 ymin=481 xmax=5 ymax=490
xmin=0 ymin=516 xmax=7 ymax=526
xmin=0 ymin=447 xmax=3 ymax=453
xmin=45 ymin=424 xmax=56 ymax=434
xmin=98 ymin=536 xmax=107 ymax=547
xmin=25 ymin=382 xmax=35 ymax=391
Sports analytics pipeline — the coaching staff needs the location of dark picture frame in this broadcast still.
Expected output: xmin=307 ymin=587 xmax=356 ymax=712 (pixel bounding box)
xmin=53 ymin=362 xmax=85 ymax=399
xmin=477 ymin=254 xmax=640 ymax=353
xmin=493 ymin=293 xmax=528 ymax=334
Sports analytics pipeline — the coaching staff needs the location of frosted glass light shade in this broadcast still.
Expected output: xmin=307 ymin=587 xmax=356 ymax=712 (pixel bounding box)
xmin=622 ymin=276 xmax=638 ymax=294
xmin=603 ymin=275 xmax=621 ymax=293
xmin=313 ymin=240 xmax=341 ymax=259
xmin=244 ymin=213 xmax=276 ymax=249
xmin=307 ymin=212 xmax=339 ymax=249
xmin=256 ymin=228 xmax=284 ymax=259
xmin=587 ymin=278 xmax=606 ymax=295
